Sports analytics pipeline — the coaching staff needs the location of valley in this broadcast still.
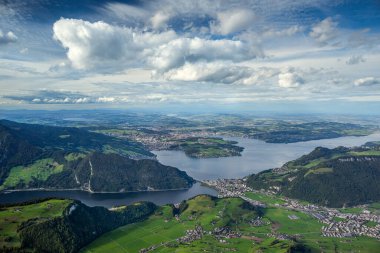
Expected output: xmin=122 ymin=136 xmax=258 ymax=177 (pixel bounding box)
xmin=1 ymin=112 xmax=380 ymax=253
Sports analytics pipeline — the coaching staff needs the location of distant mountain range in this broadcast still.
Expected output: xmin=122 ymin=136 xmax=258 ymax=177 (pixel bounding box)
xmin=0 ymin=120 xmax=194 ymax=192
xmin=247 ymin=142 xmax=380 ymax=207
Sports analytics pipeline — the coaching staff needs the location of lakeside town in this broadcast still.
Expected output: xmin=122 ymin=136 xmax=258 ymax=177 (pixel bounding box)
xmin=139 ymin=178 xmax=380 ymax=253
xmin=201 ymin=179 xmax=380 ymax=240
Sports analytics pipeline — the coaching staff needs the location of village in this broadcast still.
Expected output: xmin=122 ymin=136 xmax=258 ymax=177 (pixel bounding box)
xmin=201 ymin=178 xmax=380 ymax=240
xmin=137 ymin=177 xmax=380 ymax=253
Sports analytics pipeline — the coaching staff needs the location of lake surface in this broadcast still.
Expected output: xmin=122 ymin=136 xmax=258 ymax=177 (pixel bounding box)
xmin=153 ymin=132 xmax=380 ymax=180
xmin=0 ymin=183 xmax=217 ymax=208
xmin=2 ymin=133 xmax=380 ymax=207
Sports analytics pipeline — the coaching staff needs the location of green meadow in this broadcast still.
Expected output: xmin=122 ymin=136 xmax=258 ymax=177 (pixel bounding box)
xmin=0 ymin=199 xmax=72 ymax=248
xmin=0 ymin=158 xmax=64 ymax=190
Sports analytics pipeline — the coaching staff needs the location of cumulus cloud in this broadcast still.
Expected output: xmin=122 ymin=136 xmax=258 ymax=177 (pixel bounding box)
xmin=0 ymin=29 xmax=17 ymax=44
xmin=53 ymin=19 xmax=138 ymax=70
xmin=309 ymin=17 xmax=338 ymax=46
xmin=354 ymin=77 xmax=380 ymax=86
xmin=162 ymin=63 xmax=250 ymax=83
xmin=150 ymin=37 xmax=259 ymax=72
xmin=278 ymin=70 xmax=304 ymax=88
xmin=210 ymin=9 xmax=255 ymax=35
xmin=346 ymin=55 xmax=366 ymax=65
xmin=151 ymin=11 xmax=172 ymax=29
xmin=162 ymin=62 xmax=278 ymax=85
xmin=53 ymin=18 xmax=262 ymax=75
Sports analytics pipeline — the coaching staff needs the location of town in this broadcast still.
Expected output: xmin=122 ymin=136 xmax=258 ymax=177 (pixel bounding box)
xmin=201 ymin=179 xmax=380 ymax=240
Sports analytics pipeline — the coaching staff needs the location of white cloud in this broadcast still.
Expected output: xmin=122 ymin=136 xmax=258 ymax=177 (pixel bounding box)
xmin=346 ymin=55 xmax=365 ymax=65
xmin=309 ymin=17 xmax=338 ymax=46
xmin=53 ymin=19 xmax=132 ymax=70
xmin=150 ymin=37 xmax=260 ymax=72
xmin=0 ymin=30 xmax=17 ymax=44
xmin=53 ymin=18 xmax=262 ymax=75
xmin=161 ymin=62 xmax=250 ymax=83
xmin=354 ymin=77 xmax=380 ymax=86
xmin=211 ymin=9 xmax=255 ymax=35
xmin=97 ymin=96 xmax=116 ymax=102
xmin=162 ymin=62 xmax=278 ymax=85
xmin=278 ymin=70 xmax=304 ymax=88
xmin=151 ymin=11 xmax=172 ymax=29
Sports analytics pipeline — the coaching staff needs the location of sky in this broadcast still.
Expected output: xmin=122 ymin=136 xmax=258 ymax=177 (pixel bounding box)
xmin=0 ymin=0 xmax=379 ymax=113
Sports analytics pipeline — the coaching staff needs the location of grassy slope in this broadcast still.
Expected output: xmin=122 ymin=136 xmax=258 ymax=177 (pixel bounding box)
xmin=245 ymin=192 xmax=380 ymax=253
xmin=0 ymin=199 xmax=72 ymax=248
xmin=83 ymin=192 xmax=380 ymax=253
xmin=0 ymin=158 xmax=64 ymax=190
xmin=83 ymin=195 xmax=301 ymax=253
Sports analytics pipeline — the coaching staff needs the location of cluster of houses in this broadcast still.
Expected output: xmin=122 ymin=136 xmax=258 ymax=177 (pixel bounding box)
xmin=272 ymin=194 xmax=380 ymax=240
xmin=203 ymin=179 xmax=380 ymax=241
xmin=322 ymin=220 xmax=380 ymax=239
xmin=211 ymin=226 xmax=242 ymax=240
xmin=177 ymin=225 xmax=204 ymax=244
xmin=250 ymin=217 xmax=270 ymax=226
xmin=141 ymin=178 xmax=380 ymax=252
xmin=105 ymin=126 xmax=213 ymax=151
xmin=201 ymin=178 xmax=253 ymax=198
xmin=267 ymin=233 xmax=296 ymax=241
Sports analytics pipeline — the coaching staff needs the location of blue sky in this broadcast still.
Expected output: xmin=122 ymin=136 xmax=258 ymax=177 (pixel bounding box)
xmin=0 ymin=0 xmax=379 ymax=113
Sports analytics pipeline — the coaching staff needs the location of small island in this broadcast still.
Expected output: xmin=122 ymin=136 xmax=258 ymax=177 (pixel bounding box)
xmin=168 ymin=137 xmax=244 ymax=158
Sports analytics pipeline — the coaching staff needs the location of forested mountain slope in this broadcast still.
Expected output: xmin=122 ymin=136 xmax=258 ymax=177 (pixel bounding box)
xmin=247 ymin=143 xmax=380 ymax=207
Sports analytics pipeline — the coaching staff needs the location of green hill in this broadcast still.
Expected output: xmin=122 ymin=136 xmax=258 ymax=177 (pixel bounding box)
xmin=0 ymin=198 xmax=156 ymax=253
xmin=0 ymin=119 xmax=153 ymax=158
xmin=0 ymin=121 xmax=194 ymax=192
xmin=247 ymin=144 xmax=380 ymax=207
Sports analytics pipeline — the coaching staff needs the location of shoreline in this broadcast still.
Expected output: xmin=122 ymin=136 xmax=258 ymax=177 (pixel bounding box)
xmin=0 ymin=183 xmax=198 ymax=195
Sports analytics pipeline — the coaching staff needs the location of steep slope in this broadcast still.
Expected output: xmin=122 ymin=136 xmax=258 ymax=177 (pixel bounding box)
xmin=0 ymin=198 xmax=156 ymax=253
xmin=0 ymin=124 xmax=43 ymax=184
xmin=247 ymin=144 xmax=380 ymax=207
xmin=2 ymin=152 xmax=194 ymax=192
xmin=0 ymin=120 xmax=194 ymax=192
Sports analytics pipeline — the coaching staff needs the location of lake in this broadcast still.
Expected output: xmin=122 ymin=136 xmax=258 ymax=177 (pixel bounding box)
xmin=153 ymin=132 xmax=380 ymax=180
xmin=2 ymin=133 xmax=380 ymax=207
xmin=0 ymin=182 xmax=217 ymax=208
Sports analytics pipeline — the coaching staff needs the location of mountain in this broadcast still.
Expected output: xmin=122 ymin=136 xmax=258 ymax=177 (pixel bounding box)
xmin=27 ymin=152 xmax=194 ymax=192
xmin=0 ymin=120 xmax=194 ymax=192
xmin=0 ymin=124 xmax=44 ymax=184
xmin=247 ymin=144 xmax=380 ymax=207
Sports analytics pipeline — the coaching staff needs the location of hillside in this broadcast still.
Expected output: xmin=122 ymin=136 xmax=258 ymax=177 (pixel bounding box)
xmin=1 ymin=151 xmax=194 ymax=192
xmin=0 ymin=198 xmax=156 ymax=253
xmin=0 ymin=120 xmax=153 ymax=159
xmin=83 ymin=195 xmax=305 ymax=253
xmin=247 ymin=144 xmax=380 ymax=207
xmin=0 ymin=120 xmax=194 ymax=192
